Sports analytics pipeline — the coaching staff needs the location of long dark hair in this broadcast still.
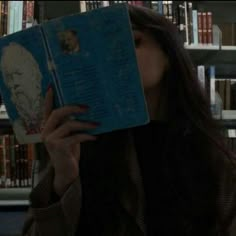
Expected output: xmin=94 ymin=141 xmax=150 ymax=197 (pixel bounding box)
xmin=129 ymin=4 xmax=236 ymax=234
xmin=129 ymin=5 xmax=222 ymax=146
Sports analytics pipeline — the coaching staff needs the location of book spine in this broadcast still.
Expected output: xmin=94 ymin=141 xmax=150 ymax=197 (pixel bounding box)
xmin=192 ymin=10 xmax=198 ymax=45
xmin=225 ymin=79 xmax=231 ymax=110
xmin=20 ymin=145 xmax=24 ymax=187
xmin=7 ymin=1 xmax=13 ymax=34
xmin=102 ymin=1 xmax=110 ymax=7
xmin=197 ymin=65 xmax=205 ymax=90
xmin=202 ymin=12 xmax=207 ymax=44
xmin=167 ymin=1 xmax=173 ymax=23
xmin=0 ymin=1 xmax=4 ymax=36
xmin=4 ymin=135 xmax=11 ymax=188
xmin=10 ymin=135 xmax=15 ymax=187
xmin=231 ymin=80 xmax=236 ymax=110
xmin=92 ymin=1 xmax=97 ymax=9
xmin=233 ymin=23 xmax=236 ymax=45
xmin=143 ymin=1 xmax=152 ymax=8
xmin=3 ymin=0 xmax=8 ymax=36
xmin=219 ymin=80 xmax=226 ymax=109
xmin=163 ymin=1 xmax=168 ymax=18
xmin=80 ymin=1 xmax=87 ymax=12
xmin=40 ymin=27 xmax=64 ymax=107
xmin=207 ymin=11 xmax=213 ymax=45
xmin=184 ymin=1 xmax=189 ymax=45
xmin=27 ymin=144 xmax=34 ymax=187
xmin=14 ymin=1 xmax=23 ymax=32
xmin=2 ymin=135 xmax=6 ymax=187
xmin=172 ymin=4 xmax=177 ymax=26
xmin=198 ymin=12 xmax=203 ymax=44
xmin=178 ymin=4 xmax=186 ymax=45
xmin=233 ymin=139 xmax=236 ymax=154
xmin=209 ymin=65 xmax=216 ymax=104
xmin=23 ymin=145 xmax=28 ymax=187
xmin=151 ymin=1 xmax=159 ymax=12
xmin=26 ymin=1 xmax=35 ymax=28
xmin=133 ymin=1 xmax=144 ymax=6
xmin=22 ymin=0 xmax=27 ymax=29
xmin=187 ymin=2 xmax=193 ymax=44
xmin=15 ymin=144 xmax=20 ymax=187
xmin=86 ymin=1 xmax=91 ymax=11
xmin=158 ymin=1 xmax=163 ymax=15
xmin=0 ymin=136 xmax=3 ymax=187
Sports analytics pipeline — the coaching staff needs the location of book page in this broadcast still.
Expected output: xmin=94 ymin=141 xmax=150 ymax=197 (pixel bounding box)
xmin=0 ymin=26 xmax=54 ymax=144
xmin=42 ymin=4 xmax=149 ymax=134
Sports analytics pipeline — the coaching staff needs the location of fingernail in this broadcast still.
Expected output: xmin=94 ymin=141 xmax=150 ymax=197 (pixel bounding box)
xmin=47 ymin=84 xmax=52 ymax=92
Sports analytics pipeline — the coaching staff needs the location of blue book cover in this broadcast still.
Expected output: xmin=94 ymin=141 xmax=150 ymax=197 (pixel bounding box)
xmin=0 ymin=3 xmax=149 ymax=144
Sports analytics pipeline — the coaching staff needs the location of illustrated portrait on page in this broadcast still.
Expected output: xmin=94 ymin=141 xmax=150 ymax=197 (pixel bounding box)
xmin=0 ymin=42 xmax=44 ymax=144
xmin=58 ymin=29 xmax=80 ymax=55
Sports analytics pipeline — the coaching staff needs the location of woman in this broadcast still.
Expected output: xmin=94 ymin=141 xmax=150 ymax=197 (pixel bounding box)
xmin=23 ymin=4 xmax=236 ymax=236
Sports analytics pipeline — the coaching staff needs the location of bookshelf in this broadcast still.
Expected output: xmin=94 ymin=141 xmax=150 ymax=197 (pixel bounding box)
xmin=0 ymin=0 xmax=235 ymax=207
xmin=0 ymin=188 xmax=30 ymax=206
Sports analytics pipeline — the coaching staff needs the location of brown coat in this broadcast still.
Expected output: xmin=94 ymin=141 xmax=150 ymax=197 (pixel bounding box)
xmin=22 ymin=129 xmax=236 ymax=236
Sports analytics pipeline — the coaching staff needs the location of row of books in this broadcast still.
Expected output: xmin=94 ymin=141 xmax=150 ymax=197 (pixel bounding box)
xmin=80 ymin=1 xmax=149 ymax=12
xmin=215 ymin=79 xmax=236 ymax=111
xmin=80 ymin=1 xmax=175 ymax=22
xmin=197 ymin=65 xmax=236 ymax=119
xmin=0 ymin=1 xmax=34 ymax=36
xmin=218 ymin=22 xmax=236 ymax=46
xmin=0 ymin=135 xmax=34 ymax=188
xmin=177 ymin=2 xmax=214 ymax=45
xmin=226 ymin=136 xmax=236 ymax=153
xmin=79 ymin=1 xmax=218 ymax=47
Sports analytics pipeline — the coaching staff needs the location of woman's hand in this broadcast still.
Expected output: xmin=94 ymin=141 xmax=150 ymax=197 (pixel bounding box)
xmin=41 ymin=87 xmax=99 ymax=196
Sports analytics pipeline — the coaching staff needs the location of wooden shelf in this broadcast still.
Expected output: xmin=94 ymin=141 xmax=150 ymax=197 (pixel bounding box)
xmin=221 ymin=46 xmax=236 ymax=51
xmin=185 ymin=45 xmax=236 ymax=51
xmin=0 ymin=200 xmax=29 ymax=206
xmin=0 ymin=188 xmax=31 ymax=201
xmin=222 ymin=110 xmax=236 ymax=120
xmin=185 ymin=44 xmax=219 ymax=50
xmin=221 ymin=120 xmax=236 ymax=128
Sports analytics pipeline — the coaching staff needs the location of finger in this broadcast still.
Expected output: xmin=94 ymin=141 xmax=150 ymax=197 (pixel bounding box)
xmin=64 ymin=133 xmax=97 ymax=146
xmin=42 ymin=105 xmax=89 ymax=136
xmin=43 ymin=120 xmax=99 ymax=140
xmin=44 ymin=133 xmax=97 ymax=151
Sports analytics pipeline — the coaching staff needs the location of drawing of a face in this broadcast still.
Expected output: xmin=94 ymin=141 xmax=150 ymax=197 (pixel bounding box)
xmin=1 ymin=43 xmax=43 ymax=130
xmin=59 ymin=29 xmax=80 ymax=54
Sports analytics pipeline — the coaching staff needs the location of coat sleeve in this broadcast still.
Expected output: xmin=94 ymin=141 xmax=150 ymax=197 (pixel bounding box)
xmin=22 ymin=166 xmax=82 ymax=236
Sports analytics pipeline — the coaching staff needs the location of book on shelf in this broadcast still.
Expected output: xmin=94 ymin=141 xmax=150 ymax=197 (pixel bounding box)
xmin=0 ymin=134 xmax=34 ymax=188
xmin=0 ymin=3 xmax=149 ymax=144
xmin=22 ymin=1 xmax=35 ymax=30
xmin=172 ymin=2 xmax=215 ymax=46
xmin=215 ymin=78 xmax=236 ymax=111
xmin=197 ymin=64 xmax=236 ymax=119
xmin=226 ymin=133 xmax=236 ymax=154
xmin=1 ymin=1 xmax=8 ymax=36
xmin=0 ymin=1 xmax=35 ymax=37
xmin=79 ymin=0 xmax=146 ymax=12
xmin=217 ymin=22 xmax=236 ymax=46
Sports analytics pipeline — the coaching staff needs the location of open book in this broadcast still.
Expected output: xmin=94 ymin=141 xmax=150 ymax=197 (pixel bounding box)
xmin=0 ymin=3 xmax=149 ymax=144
